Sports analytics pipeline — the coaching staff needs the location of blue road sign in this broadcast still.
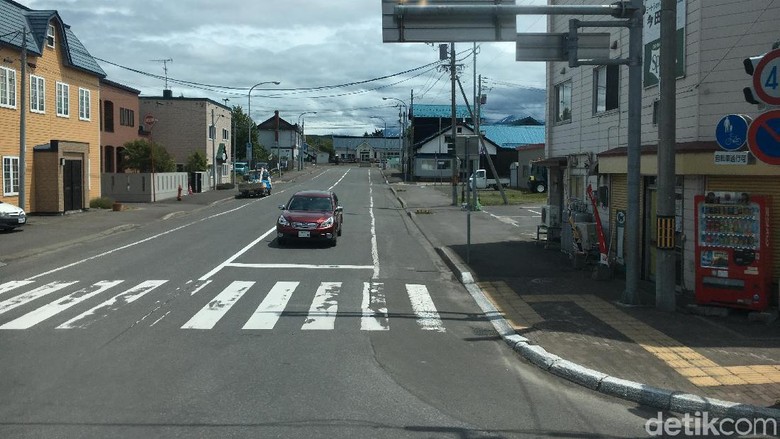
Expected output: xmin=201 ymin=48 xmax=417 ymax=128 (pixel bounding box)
xmin=715 ymin=114 xmax=750 ymax=151
xmin=747 ymin=109 xmax=780 ymax=165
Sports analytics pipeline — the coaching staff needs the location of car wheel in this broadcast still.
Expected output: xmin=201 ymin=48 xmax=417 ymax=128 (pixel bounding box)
xmin=330 ymin=235 xmax=338 ymax=247
xmin=535 ymin=183 xmax=546 ymax=193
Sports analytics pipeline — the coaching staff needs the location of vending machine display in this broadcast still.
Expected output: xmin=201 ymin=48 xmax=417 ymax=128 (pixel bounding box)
xmin=694 ymin=193 xmax=771 ymax=311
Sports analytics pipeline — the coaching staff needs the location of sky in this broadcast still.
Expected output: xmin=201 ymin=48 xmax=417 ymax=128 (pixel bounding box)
xmin=17 ymin=0 xmax=548 ymax=136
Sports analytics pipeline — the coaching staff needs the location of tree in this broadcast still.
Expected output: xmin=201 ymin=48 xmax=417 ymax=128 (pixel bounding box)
xmin=363 ymin=129 xmax=384 ymax=137
xmin=231 ymin=105 xmax=269 ymax=163
xmin=121 ymin=139 xmax=176 ymax=172
xmin=185 ymin=150 xmax=208 ymax=173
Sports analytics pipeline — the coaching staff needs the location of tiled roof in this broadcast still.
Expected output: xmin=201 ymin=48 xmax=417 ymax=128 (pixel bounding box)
xmin=412 ymin=104 xmax=471 ymax=119
xmin=479 ymin=125 xmax=545 ymax=148
xmin=0 ymin=0 xmax=105 ymax=78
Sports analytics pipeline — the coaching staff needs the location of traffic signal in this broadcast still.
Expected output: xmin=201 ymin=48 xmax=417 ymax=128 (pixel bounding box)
xmin=743 ymin=55 xmax=765 ymax=105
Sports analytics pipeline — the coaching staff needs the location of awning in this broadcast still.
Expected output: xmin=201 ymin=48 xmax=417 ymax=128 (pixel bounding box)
xmin=532 ymin=156 xmax=567 ymax=167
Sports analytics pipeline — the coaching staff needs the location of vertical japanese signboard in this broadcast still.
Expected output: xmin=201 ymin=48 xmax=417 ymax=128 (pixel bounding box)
xmin=643 ymin=0 xmax=686 ymax=87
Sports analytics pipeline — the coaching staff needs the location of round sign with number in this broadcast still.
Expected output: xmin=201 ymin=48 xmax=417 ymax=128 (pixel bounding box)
xmin=753 ymin=48 xmax=780 ymax=106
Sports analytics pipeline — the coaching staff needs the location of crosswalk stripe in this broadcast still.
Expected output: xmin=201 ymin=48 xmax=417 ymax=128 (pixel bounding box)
xmin=361 ymin=282 xmax=389 ymax=331
xmin=301 ymin=282 xmax=341 ymax=330
xmin=242 ymin=281 xmax=299 ymax=330
xmin=0 ymin=281 xmax=79 ymax=317
xmin=0 ymin=281 xmax=122 ymax=330
xmin=406 ymin=284 xmax=446 ymax=332
xmin=57 ymin=280 xmax=168 ymax=329
xmin=0 ymin=281 xmax=35 ymax=296
xmin=182 ymin=281 xmax=254 ymax=329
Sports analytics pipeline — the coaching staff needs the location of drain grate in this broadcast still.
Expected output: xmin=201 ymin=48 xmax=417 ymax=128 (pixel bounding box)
xmin=415 ymin=209 xmax=433 ymax=215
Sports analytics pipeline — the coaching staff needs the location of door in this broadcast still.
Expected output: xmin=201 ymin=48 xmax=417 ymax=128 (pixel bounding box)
xmin=63 ymin=159 xmax=83 ymax=211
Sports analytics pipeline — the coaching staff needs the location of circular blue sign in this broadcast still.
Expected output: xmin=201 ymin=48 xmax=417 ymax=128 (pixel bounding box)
xmin=715 ymin=114 xmax=751 ymax=151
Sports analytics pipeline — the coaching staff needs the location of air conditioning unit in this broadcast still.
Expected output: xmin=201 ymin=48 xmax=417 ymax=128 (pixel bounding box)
xmin=541 ymin=205 xmax=560 ymax=227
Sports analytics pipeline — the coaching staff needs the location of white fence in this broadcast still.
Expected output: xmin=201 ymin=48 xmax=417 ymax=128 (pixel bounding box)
xmin=101 ymin=172 xmax=192 ymax=202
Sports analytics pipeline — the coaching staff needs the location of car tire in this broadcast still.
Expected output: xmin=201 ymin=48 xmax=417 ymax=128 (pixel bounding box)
xmin=337 ymin=225 xmax=342 ymax=236
xmin=535 ymin=183 xmax=546 ymax=193
xmin=330 ymin=235 xmax=338 ymax=247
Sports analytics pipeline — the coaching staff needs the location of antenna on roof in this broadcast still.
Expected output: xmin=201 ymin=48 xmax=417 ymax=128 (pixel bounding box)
xmin=150 ymin=58 xmax=173 ymax=90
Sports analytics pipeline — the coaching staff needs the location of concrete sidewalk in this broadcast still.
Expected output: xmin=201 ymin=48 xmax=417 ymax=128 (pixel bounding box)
xmin=384 ymin=171 xmax=780 ymax=420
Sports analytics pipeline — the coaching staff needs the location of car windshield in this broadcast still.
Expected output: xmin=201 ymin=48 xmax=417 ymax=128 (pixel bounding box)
xmin=288 ymin=196 xmax=331 ymax=211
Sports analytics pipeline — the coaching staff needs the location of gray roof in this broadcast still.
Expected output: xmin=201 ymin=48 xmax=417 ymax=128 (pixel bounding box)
xmin=0 ymin=0 xmax=105 ymax=78
xmin=333 ymin=136 xmax=400 ymax=152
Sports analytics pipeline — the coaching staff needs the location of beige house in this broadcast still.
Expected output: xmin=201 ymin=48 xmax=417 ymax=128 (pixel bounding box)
xmin=0 ymin=0 xmax=105 ymax=213
xmin=139 ymin=94 xmax=232 ymax=186
xmin=544 ymin=0 xmax=780 ymax=291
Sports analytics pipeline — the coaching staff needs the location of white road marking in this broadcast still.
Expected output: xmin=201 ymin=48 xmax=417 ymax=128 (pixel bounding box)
xmin=182 ymin=281 xmax=254 ymax=329
xmin=149 ymin=310 xmax=171 ymax=327
xmin=527 ymin=209 xmax=542 ymax=216
xmin=361 ymin=282 xmax=388 ymax=331
xmin=242 ymin=281 xmax=299 ymax=330
xmin=199 ymin=227 xmax=276 ymax=280
xmin=0 ymin=280 xmax=35 ymax=296
xmin=1 ymin=281 xmax=122 ymax=330
xmin=328 ymin=169 xmax=350 ymax=191
xmin=0 ymin=281 xmax=78 ymax=316
xmin=406 ymin=284 xmax=445 ymax=332
xmin=227 ymin=263 xmax=373 ymax=270
xmin=369 ymin=170 xmax=380 ymax=279
xmin=57 ymin=280 xmax=167 ymax=329
xmin=301 ymin=282 xmax=341 ymax=330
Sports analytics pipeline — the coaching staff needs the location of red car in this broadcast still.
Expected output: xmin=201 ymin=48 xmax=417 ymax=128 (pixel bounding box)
xmin=276 ymin=190 xmax=343 ymax=246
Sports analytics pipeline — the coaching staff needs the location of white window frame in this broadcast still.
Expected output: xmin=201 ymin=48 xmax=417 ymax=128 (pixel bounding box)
xmin=56 ymin=82 xmax=69 ymax=117
xmin=222 ymin=128 xmax=229 ymax=140
xmin=593 ymin=65 xmax=619 ymax=114
xmin=208 ymin=125 xmax=215 ymax=140
xmin=554 ymin=80 xmax=572 ymax=123
xmin=47 ymin=24 xmax=55 ymax=48
xmin=30 ymin=75 xmax=45 ymax=113
xmin=3 ymin=156 xmax=20 ymax=196
xmin=0 ymin=66 xmax=16 ymax=109
xmin=79 ymin=87 xmax=91 ymax=121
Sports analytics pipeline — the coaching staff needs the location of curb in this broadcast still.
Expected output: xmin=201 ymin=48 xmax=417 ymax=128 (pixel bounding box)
xmin=388 ymin=183 xmax=780 ymax=421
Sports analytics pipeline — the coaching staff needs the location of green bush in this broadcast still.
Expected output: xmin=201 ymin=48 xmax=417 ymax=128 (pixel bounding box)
xmin=216 ymin=183 xmax=235 ymax=190
xmin=90 ymin=197 xmax=115 ymax=209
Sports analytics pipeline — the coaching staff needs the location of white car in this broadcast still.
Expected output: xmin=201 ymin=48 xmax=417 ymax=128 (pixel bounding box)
xmin=0 ymin=201 xmax=26 ymax=231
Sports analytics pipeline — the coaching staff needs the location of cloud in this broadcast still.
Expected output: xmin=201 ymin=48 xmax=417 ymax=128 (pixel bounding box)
xmin=18 ymin=0 xmax=548 ymax=135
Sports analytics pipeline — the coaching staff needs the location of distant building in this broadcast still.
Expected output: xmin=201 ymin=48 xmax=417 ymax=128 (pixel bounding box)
xmin=332 ymin=136 xmax=400 ymax=163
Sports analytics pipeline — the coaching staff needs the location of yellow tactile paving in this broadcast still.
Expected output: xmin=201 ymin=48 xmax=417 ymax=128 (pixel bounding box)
xmin=474 ymin=286 xmax=780 ymax=388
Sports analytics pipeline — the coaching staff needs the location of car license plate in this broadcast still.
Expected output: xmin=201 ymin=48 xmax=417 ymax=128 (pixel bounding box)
xmin=298 ymin=231 xmax=310 ymax=238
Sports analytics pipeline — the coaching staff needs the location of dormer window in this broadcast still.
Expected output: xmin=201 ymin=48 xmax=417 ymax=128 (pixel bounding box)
xmin=46 ymin=24 xmax=55 ymax=48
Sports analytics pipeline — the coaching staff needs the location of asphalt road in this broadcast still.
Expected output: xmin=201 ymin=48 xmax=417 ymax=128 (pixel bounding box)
xmin=0 ymin=168 xmax=656 ymax=438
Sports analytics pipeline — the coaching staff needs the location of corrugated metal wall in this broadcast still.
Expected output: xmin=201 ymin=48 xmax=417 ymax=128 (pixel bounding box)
xmin=706 ymin=176 xmax=780 ymax=279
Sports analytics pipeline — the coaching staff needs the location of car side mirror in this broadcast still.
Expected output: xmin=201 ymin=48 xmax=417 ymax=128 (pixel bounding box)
xmin=278 ymin=204 xmax=286 ymax=210
xmin=336 ymin=205 xmax=343 ymax=211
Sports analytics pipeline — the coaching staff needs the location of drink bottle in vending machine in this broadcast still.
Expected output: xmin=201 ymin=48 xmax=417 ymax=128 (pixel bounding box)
xmin=694 ymin=192 xmax=771 ymax=311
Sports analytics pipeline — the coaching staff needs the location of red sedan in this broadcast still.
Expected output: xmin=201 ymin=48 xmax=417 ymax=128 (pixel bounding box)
xmin=276 ymin=190 xmax=343 ymax=246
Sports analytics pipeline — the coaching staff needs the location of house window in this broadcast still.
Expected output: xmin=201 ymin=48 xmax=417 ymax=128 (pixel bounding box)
xmin=56 ymin=82 xmax=69 ymax=117
xmin=120 ymin=107 xmax=134 ymax=127
xmin=103 ymin=100 xmax=114 ymax=131
xmin=47 ymin=24 xmax=55 ymax=48
xmin=79 ymin=88 xmax=91 ymax=120
xmin=652 ymin=99 xmax=659 ymax=126
xmin=208 ymin=125 xmax=215 ymax=139
xmin=555 ymin=80 xmax=572 ymax=123
xmin=594 ymin=65 xmax=619 ymax=113
xmin=30 ymin=75 xmax=45 ymax=113
xmin=2 ymin=156 xmax=20 ymax=195
xmin=222 ymin=128 xmax=229 ymax=140
xmin=0 ymin=66 xmax=16 ymax=108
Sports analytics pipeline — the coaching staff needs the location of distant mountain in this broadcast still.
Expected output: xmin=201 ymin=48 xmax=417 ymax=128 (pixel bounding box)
xmin=485 ymin=115 xmax=544 ymax=126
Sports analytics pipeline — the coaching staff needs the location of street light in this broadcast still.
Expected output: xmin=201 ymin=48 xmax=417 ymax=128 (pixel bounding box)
xmin=298 ymin=111 xmax=317 ymax=170
xmin=382 ymin=97 xmax=408 ymax=180
xmin=370 ymin=116 xmax=387 ymax=164
xmin=247 ymin=81 xmax=280 ymax=169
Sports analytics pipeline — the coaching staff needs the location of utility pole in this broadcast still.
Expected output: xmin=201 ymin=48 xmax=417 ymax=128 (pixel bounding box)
xmin=19 ymin=27 xmax=27 ymax=210
xmin=656 ymin=0 xmax=677 ymax=312
xmin=409 ymin=89 xmax=414 ymax=181
xmin=450 ymin=42 xmax=458 ymax=206
xmin=211 ymin=108 xmax=216 ymax=189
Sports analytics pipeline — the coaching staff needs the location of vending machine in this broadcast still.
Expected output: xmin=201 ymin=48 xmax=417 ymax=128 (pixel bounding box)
xmin=694 ymin=192 xmax=772 ymax=311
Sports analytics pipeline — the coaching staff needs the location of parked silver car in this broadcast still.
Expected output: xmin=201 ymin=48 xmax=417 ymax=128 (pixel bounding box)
xmin=0 ymin=201 xmax=26 ymax=231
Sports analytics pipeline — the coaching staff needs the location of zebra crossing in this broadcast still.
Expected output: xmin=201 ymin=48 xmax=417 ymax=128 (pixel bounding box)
xmin=0 ymin=279 xmax=447 ymax=332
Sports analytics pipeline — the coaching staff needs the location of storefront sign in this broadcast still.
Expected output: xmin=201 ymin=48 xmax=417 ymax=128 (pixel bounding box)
xmin=643 ymin=0 xmax=686 ymax=87
xmin=713 ymin=151 xmax=749 ymax=165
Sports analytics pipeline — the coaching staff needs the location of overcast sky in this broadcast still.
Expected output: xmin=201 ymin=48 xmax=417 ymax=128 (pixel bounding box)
xmin=18 ymin=0 xmax=548 ymax=136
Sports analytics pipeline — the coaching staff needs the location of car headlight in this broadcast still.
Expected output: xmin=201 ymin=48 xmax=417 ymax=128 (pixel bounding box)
xmin=277 ymin=215 xmax=289 ymax=226
xmin=319 ymin=216 xmax=334 ymax=228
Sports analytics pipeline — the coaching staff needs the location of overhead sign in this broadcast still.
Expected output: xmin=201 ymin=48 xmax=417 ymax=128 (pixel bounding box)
xmin=747 ymin=109 xmax=780 ymax=165
xmin=382 ymin=0 xmax=517 ymax=43
xmin=752 ymin=48 xmax=780 ymax=106
xmin=715 ymin=114 xmax=750 ymax=151
xmin=516 ymin=33 xmax=610 ymax=62
xmin=144 ymin=114 xmax=156 ymax=126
